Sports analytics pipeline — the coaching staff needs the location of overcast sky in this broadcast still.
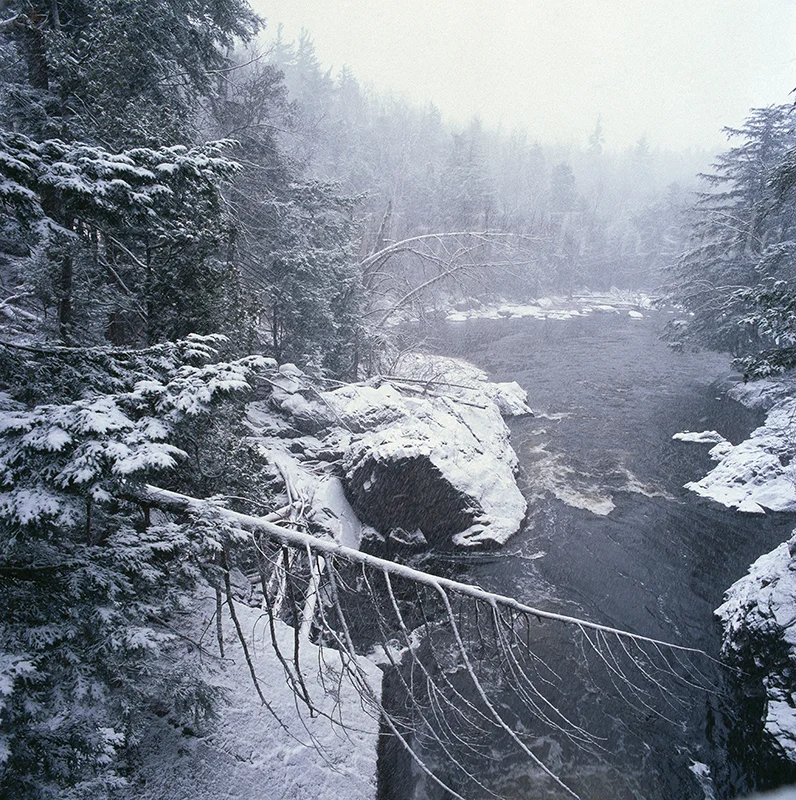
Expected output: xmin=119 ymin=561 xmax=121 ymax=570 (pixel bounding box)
xmin=251 ymin=0 xmax=796 ymax=152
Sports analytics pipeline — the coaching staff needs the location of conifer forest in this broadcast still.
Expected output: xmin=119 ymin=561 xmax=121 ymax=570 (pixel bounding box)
xmin=2 ymin=3 xmax=796 ymax=799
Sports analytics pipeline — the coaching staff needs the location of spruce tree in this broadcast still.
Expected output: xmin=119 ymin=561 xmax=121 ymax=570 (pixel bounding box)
xmin=667 ymin=104 xmax=796 ymax=372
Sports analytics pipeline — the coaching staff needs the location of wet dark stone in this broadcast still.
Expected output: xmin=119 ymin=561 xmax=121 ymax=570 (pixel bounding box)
xmin=344 ymin=454 xmax=478 ymax=548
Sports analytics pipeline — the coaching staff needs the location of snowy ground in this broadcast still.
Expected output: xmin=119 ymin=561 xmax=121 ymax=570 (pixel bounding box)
xmin=444 ymin=290 xmax=655 ymax=323
xmin=125 ymin=591 xmax=382 ymax=800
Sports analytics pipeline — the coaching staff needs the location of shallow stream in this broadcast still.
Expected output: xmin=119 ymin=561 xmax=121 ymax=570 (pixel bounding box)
xmin=381 ymin=309 xmax=796 ymax=799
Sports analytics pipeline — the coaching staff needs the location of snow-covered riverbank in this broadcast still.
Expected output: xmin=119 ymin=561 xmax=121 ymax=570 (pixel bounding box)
xmin=675 ymin=379 xmax=796 ymax=514
xmin=676 ymin=375 xmax=796 ymax=764
xmin=126 ymin=352 xmax=533 ymax=799
xmin=126 ymin=592 xmax=382 ymax=800
xmin=444 ymin=290 xmax=655 ymax=323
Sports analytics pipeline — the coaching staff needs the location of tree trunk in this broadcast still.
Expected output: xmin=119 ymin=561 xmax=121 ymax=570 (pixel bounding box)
xmin=57 ymin=251 xmax=73 ymax=343
xmin=145 ymin=241 xmax=154 ymax=344
xmin=20 ymin=5 xmax=49 ymax=91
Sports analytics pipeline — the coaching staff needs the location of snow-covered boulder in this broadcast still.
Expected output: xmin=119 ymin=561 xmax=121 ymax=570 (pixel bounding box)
xmin=680 ymin=397 xmax=796 ymax=514
xmin=388 ymin=352 xmax=533 ymax=418
xmin=716 ymin=531 xmax=796 ymax=764
xmin=266 ymin=356 xmax=529 ymax=548
xmin=332 ymin=384 xmax=526 ymax=548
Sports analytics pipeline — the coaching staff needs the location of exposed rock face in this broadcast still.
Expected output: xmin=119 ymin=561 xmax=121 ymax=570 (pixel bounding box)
xmin=716 ymin=531 xmax=796 ymax=763
xmin=344 ymin=452 xmax=478 ymax=548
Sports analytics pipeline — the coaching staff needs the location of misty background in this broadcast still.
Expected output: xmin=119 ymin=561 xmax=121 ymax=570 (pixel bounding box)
xmin=224 ymin=2 xmax=796 ymax=301
xmin=252 ymin=0 xmax=796 ymax=151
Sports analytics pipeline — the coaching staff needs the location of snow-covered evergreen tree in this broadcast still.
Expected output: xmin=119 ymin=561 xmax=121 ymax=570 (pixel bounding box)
xmin=667 ymin=104 xmax=796 ymax=374
xmin=0 ymin=334 xmax=268 ymax=798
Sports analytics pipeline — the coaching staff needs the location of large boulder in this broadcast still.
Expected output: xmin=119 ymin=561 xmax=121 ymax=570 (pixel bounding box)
xmin=326 ymin=384 xmax=527 ymax=548
xmin=266 ymin=355 xmax=530 ymax=548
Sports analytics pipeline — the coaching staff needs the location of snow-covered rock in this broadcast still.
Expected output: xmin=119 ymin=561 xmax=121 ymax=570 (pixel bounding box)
xmin=673 ymin=430 xmax=734 ymax=461
xmin=266 ymin=356 xmax=529 ymax=548
xmin=728 ymin=377 xmax=796 ymax=412
xmin=443 ymin=290 xmax=654 ymax=323
xmin=680 ymin=397 xmax=796 ymax=514
xmin=684 ymin=378 xmax=796 ymax=765
xmin=340 ymin=390 xmax=525 ymax=547
xmin=246 ymin=402 xmax=370 ymax=549
xmin=673 ymin=429 xmax=728 ymax=445
xmin=716 ymin=531 xmax=796 ymax=764
xmin=390 ymin=352 xmax=533 ymax=417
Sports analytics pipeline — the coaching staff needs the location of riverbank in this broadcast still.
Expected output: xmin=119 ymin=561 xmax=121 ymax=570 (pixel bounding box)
xmin=444 ymin=289 xmax=655 ymax=323
xmin=125 ymin=592 xmax=382 ymax=800
xmin=676 ymin=374 xmax=796 ymax=769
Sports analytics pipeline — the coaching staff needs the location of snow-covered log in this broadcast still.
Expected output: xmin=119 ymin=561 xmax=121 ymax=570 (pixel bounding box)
xmin=136 ymin=482 xmax=713 ymax=800
xmin=138 ymin=483 xmax=707 ymax=651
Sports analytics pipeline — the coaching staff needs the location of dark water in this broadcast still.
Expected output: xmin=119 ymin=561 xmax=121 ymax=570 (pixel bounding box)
xmin=388 ymin=311 xmax=796 ymax=799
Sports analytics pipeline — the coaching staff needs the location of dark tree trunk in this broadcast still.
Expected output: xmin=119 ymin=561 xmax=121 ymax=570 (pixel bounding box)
xmin=20 ymin=5 xmax=50 ymax=91
xmin=57 ymin=251 xmax=73 ymax=343
xmin=145 ymin=241 xmax=155 ymax=344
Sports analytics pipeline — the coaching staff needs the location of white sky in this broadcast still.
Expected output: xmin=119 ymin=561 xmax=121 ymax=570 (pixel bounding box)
xmin=250 ymin=0 xmax=796 ymax=152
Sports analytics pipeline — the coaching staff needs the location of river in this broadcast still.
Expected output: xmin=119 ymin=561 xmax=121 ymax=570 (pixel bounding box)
xmin=380 ymin=308 xmax=796 ymax=799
